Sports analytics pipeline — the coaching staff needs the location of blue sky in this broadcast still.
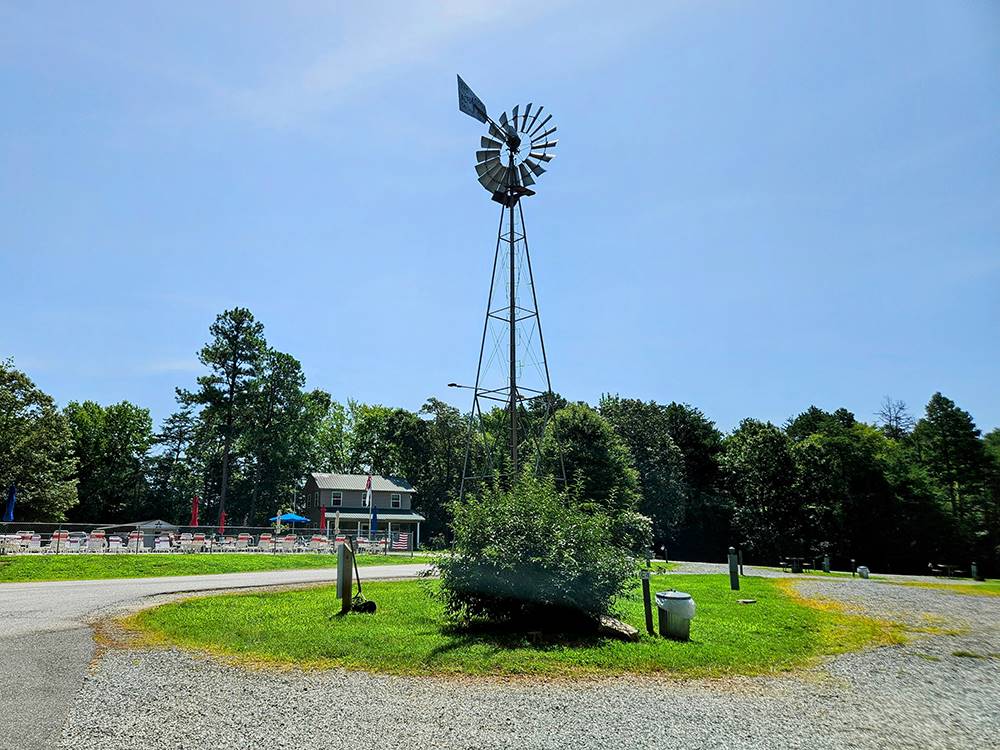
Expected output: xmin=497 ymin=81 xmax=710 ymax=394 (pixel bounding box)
xmin=2 ymin=1 xmax=998 ymax=434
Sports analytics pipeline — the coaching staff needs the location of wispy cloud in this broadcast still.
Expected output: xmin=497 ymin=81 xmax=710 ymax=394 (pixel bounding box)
xmin=221 ymin=1 xmax=549 ymax=128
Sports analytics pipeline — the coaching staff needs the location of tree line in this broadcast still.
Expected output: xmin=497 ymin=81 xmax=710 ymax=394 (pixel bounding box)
xmin=2 ymin=307 xmax=998 ymax=573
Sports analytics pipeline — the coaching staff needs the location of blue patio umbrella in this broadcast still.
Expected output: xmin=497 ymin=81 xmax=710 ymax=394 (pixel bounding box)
xmin=370 ymin=502 xmax=378 ymax=537
xmin=2 ymin=484 xmax=14 ymax=523
xmin=269 ymin=512 xmax=309 ymax=524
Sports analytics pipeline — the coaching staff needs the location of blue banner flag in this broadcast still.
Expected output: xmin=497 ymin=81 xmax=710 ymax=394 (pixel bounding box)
xmin=3 ymin=484 xmax=15 ymax=523
xmin=370 ymin=502 xmax=378 ymax=537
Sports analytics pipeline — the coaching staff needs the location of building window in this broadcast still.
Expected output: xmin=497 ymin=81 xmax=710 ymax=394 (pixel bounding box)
xmin=330 ymin=492 xmax=342 ymax=507
xmin=391 ymin=493 xmax=401 ymax=509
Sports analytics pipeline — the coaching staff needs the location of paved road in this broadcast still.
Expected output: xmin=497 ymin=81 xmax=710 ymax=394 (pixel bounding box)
xmin=0 ymin=564 xmax=429 ymax=750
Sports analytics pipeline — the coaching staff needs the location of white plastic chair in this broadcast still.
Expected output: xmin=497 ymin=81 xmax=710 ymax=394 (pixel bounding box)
xmin=235 ymin=533 xmax=253 ymax=551
xmin=280 ymin=534 xmax=298 ymax=553
xmin=108 ymin=536 xmax=124 ymax=553
xmin=87 ymin=532 xmax=106 ymax=553
xmin=257 ymin=533 xmax=274 ymax=552
xmin=0 ymin=535 xmax=19 ymax=554
xmin=192 ymin=533 xmax=207 ymax=553
xmin=308 ymin=535 xmax=329 ymax=553
xmin=127 ymin=531 xmax=145 ymax=553
xmin=154 ymin=535 xmax=172 ymax=552
xmin=45 ymin=531 xmax=69 ymax=553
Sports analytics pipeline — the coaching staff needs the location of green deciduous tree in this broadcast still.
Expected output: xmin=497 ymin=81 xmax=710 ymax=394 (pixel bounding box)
xmin=64 ymin=400 xmax=153 ymax=523
xmin=147 ymin=407 xmax=199 ymax=524
xmin=541 ymin=403 xmax=641 ymax=513
xmin=541 ymin=403 xmax=649 ymax=551
xmin=721 ymin=419 xmax=798 ymax=557
xmin=242 ymin=350 xmax=327 ymax=524
xmin=599 ymin=395 xmax=687 ymax=547
xmin=0 ymin=359 xmax=78 ymax=521
xmin=310 ymin=400 xmax=351 ymax=474
xmin=415 ymin=397 xmax=466 ymax=540
xmin=661 ymin=402 xmax=727 ymax=560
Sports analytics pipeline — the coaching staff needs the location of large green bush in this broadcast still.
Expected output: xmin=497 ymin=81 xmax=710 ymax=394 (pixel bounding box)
xmin=437 ymin=473 xmax=636 ymax=628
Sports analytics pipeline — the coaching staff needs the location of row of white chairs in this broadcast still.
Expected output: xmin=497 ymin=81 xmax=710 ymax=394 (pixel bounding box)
xmin=0 ymin=531 xmax=393 ymax=554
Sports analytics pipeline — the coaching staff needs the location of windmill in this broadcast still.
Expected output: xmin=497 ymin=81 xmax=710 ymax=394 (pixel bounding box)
xmin=453 ymin=75 xmax=563 ymax=498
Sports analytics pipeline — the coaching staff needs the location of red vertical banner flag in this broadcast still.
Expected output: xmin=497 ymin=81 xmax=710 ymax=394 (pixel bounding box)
xmin=190 ymin=495 xmax=199 ymax=527
xmin=320 ymin=506 xmax=327 ymax=531
xmin=218 ymin=510 xmax=226 ymax=535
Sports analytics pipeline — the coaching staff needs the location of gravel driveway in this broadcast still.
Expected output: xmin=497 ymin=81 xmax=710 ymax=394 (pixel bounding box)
xmin=57 ymin=575 xmax=1000 ymax=750
xmin=0 ymin=563 xmax=429 ymax=750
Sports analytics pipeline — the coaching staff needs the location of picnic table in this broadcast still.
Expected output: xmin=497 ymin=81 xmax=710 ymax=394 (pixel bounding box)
xmin=928 ymin=563 xmax=966 ymax=577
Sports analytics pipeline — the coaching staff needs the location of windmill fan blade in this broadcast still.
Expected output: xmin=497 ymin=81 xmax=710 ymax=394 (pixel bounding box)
xmin=525 ymin=159 xmax=546 ymax=176
xmin=499 ymin=111 xmax=508 ymax=127
xmin=521 ymin=103 xmax=533 ymax=131
xmin=511 ymin=105 xmax=519 ymax=129
xmin=488 ymin=123 xmax=505 ymax=140
xmin=525 ymin=105 xmax=543 ymax=134
xmin=480 ymin=136 xmax=502 ymax=149
xmin=478 ymin=173 xmax=496 ymax=191
xmin=531 ymin=127 xmax=557 ymax=143
xmin=518 ymin=164 xmax=536 ymax=186
xmin=529 ymin=152 xmax=554 ymax=163
xmin=530 ymin=113 xmax=553 ymax=137
xmin=475 ymin=159 xmax=500 ymax=177
xmin=476 ymin=149 xmax=501 ymax=163
xmin=531 ymin=140 xmax=558 ymax=151
xmin=508 ymin=166 xmax=521 ymax=187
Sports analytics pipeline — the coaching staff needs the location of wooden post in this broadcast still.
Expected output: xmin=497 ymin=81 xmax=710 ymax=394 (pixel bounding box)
xmin=640 ymin=571 xmax=655 ymax=636
xmin=337 ymin=543 xmax=354 ymax=614
xmin=728 ymin=546 xmax=740 ymax=591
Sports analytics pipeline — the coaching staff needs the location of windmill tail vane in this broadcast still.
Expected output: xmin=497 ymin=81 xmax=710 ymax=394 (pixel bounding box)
xmin=454 ymin=74 xmax=565 ymax=499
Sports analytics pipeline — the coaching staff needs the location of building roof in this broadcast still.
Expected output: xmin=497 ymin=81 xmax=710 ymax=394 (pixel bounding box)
xmin=310 ymin=473 xmax=417 ymax=494
xmin=95 ymin=519 xmax=180 ymax=531
xmin=325 ymin=510 xmax=426 ymax=523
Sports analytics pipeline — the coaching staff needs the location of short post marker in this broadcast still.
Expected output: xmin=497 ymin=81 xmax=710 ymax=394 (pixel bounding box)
xmin=640 ymin=570 xmax=655 ymax=636
xmin=337 ymin=542 xmax=354 ymax=614
xmin=728 ymin=546 xmax=740 ymax=591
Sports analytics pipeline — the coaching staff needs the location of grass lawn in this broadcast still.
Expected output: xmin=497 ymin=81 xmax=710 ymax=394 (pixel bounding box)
xmin=0 ymin=553 xmax=430 ymax=583
xmin=127 ymin=573 xmax=902 ymax=677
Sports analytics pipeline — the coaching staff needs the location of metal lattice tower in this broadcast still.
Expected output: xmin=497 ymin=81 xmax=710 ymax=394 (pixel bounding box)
xmin=454 ymin=75 xmax=564 ymax=498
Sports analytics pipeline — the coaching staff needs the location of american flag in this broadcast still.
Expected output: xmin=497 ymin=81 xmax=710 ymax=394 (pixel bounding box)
xmin=391 ymin=533 xmax=410 ymax=551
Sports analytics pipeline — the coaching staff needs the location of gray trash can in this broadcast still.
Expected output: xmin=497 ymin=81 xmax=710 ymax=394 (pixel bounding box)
xmin=655 ymin=590 xmax=695 ymax=641
xmin=856 ymin=565 xmax=870 ymax=579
